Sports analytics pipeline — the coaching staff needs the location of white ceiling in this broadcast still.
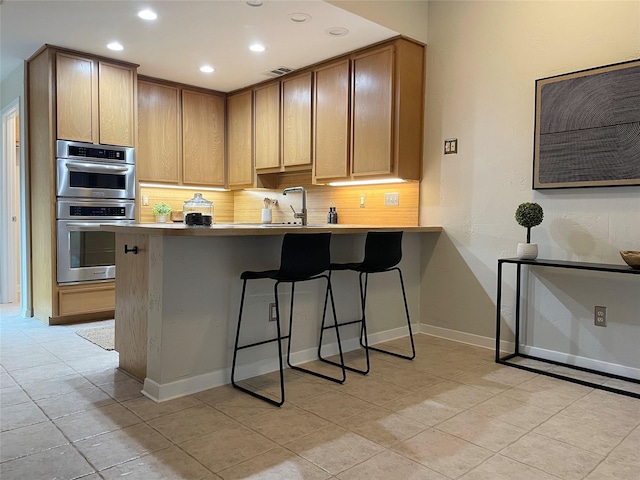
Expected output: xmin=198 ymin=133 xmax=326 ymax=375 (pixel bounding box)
xmin=0 ymin=0 xmax=398 ymax=92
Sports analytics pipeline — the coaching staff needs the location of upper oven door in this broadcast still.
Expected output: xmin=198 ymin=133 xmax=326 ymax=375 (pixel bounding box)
xmin=57 ymin=158 xmax=136 ymax=199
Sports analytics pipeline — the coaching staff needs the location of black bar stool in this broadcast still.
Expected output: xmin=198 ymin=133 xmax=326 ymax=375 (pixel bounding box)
xmin=231 ymin=232 xmax=346 ymax=407
xmin=318 ymin=231 xmax=415 ymax=375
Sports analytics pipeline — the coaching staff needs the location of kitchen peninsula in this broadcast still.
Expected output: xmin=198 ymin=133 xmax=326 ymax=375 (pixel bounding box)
xmin=102 ymin=223 xmax=441 ymax=402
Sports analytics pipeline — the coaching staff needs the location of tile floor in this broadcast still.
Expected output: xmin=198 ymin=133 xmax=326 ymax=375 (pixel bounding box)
xmin=1 ymin=303 xmax=639 ymax=479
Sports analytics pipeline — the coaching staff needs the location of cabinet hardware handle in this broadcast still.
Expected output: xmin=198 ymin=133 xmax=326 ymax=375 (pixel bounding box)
xmin=124 ymin=244 xmax=138 ymax=254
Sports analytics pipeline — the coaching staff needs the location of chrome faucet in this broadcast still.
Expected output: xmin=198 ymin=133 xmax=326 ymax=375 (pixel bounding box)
xmin=282 ymin=186 xmax=307 ymax=226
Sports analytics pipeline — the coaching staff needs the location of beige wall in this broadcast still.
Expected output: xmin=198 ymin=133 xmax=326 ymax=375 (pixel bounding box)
xmin=420 ymin=1 xmax=640 ymax=370
xmin=329 ymin=0 xmax=428 ymax=43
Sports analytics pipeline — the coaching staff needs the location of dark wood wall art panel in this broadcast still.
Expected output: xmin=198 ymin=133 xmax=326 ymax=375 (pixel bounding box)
xmin=533 ymin=59 xmax=640 ymax=189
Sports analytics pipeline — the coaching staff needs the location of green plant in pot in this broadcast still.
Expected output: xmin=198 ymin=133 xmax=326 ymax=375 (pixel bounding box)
xmin=515 ymin=202 xmax=543 ymax=259
xmin=152 ymin=203 xmax=172 ymax=223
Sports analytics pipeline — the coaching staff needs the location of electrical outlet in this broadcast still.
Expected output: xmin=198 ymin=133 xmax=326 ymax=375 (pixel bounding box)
xmin=594 ymin=306 xmax=607 ymax=327
xmin=384 ymin=192 xmax=399 ymax=206
xmin=360 ymin=194 xmax=366 ymax=208
xmin=269 ymin=303 xmax=277 ymax=322
xmin=142 ymin=194 xmax=149 ymax=206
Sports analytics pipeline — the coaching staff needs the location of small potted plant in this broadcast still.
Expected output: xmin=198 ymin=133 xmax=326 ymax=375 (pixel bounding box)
xmin=152 ymin=203 xmax=172 ymax=223
xmin=515 ymin=202 xmax=543 ymax=259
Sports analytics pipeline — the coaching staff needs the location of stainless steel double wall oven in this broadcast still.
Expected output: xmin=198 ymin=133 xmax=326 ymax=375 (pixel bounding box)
xmin=55 ymin=140 xmax=135 ymax=284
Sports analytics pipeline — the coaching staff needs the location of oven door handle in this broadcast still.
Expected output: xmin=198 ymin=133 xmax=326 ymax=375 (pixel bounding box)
xmin=66 ymin=223 xmax=109 ymax=231
xmin=64 ymin=162 xmax=130 ymax=174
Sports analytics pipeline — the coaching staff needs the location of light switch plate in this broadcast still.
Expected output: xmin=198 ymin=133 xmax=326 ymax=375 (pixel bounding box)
xmin=444 ymin=138 xmax=458 ymax=154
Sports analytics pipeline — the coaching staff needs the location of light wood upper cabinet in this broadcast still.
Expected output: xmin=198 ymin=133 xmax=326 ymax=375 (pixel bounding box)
xmin=182 ymin=89 xmax=226 ymax=186
xmin=98 ymin=62 xmax=135 ymax=147
xmin=56 ymin=52 xmax=135 ymax=146
xmin=282 ymin=72 xmax=312 ymax=168
xmin=352 ymin=46 xmax=394 ymax=176
xmin=56 ymin=53 xmax=95 ymax=143
xmin=137 ymin=80 xmax=180 ymax=183
xmin=351 ymin=39 xmax=424 ymax=181
xmin=227 ymin=90 xmax=254 ymax=188
xmin=137 ymin=79 xmax=226 ymax=187
xmin=254 ymin=81 xmax=280 ymax=170
xmin=313 ymin=60 xmax=350 ymax=181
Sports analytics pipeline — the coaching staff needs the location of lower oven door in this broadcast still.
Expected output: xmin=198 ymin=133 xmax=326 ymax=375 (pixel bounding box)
xmin=56 ymin=220 xmax=135 ymax=284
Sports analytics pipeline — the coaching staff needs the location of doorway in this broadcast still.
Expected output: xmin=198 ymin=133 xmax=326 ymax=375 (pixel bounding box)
xmin=1 ymin=100 xmax=21 ymax=305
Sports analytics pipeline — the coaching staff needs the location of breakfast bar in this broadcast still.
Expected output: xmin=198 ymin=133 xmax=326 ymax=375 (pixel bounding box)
xmin=102 ymin=223 xmax=441 ymax=402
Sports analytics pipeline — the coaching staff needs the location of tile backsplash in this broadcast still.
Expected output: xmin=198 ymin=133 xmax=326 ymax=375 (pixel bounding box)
xmin=139 ymin=182 xmax=419 ymax=226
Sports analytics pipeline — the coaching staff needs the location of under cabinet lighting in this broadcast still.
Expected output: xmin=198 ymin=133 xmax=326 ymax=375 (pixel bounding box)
xmin=139 ymin=183 xmax=227 ymax=192
xmin=200 ymin=65 xmax=215 ymax=73
xmin=138 ymin=9 xmax=158 ymax=20
xmin=328 ymin=178 xmax=406 ymax=187
xmin=107 ymin=42 xmax=124 ymax=51
xmin=249 ymin=43 xmax=266 ymax=52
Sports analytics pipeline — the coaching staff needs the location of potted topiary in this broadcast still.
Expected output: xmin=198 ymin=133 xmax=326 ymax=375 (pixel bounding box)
xmin=515 ymin=202 xmax=543 ymax=259
xmin=152 ymin=203 xmax=172 ymax=223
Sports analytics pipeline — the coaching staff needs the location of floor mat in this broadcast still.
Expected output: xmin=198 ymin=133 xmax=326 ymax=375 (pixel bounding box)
xmin=75 ymin=325 xmax=114 ymax=350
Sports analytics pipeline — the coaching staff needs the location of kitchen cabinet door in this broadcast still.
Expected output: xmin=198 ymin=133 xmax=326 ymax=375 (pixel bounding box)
xmin=227 ymin=90 xmax=254 ymax=188
xmin=182 ymin=89 xmax=226 ymax=186
xmin=351 ymin=39 xmax=424 ymax=181
xmin=137 ymin=80 xmax=180 ymax=183
xmin=56 ymin=52 xmax=96 ymax=143
xmin=98 ymin=62 xmax=135 ymax=147
xmin=56 ymin=53 xmax=135 ymax=147
xmin=282 ymin=72 xmax=312 ymax=168
xmin=351 ymin=46 xmax=394 ymax=176
xmin=314 ymin=60 xmax=350 ymax=181
xmin=254 ymin=81 xmax=280 ymax=170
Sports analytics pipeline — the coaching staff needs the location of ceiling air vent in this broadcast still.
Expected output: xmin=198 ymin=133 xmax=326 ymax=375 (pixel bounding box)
xmin=263 ymin=66 xmax=295 ymax=78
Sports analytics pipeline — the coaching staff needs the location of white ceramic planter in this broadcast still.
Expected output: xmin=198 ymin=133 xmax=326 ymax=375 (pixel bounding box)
xmin=517 ymin=242 xmax=538 ymax=260
xmin=155 ymin=215 xmax=168 ymax=223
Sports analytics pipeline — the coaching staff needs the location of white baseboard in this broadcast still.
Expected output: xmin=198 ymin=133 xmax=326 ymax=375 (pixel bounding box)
xmin=419 ymin=323 xmax=640 ymax=381
xmin=143 ymin=324 xmax=418 ymax=402
xmin=419 ymin=323 xmax=509 ymax=352
xmin=522 ymin=346 xmax=640 ymax=380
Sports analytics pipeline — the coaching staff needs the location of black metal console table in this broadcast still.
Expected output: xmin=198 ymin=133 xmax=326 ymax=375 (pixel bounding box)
xmin=495 ymin=257 xmax=640 ymax=399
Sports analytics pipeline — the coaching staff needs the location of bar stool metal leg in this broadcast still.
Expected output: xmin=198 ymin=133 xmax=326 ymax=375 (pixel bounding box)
xmin=289 ymin=276 xmax=347 ymax=383
xmin=362 ymin=267 xmax=416 ymax=360
xmin=231 ymin=280 xmax=287 ymax=407
xmin=318 ymin=271 xmax=371 ymax=375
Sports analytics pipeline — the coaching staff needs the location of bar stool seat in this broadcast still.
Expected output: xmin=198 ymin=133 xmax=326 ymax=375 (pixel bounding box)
xmin=231 ymin=233 xmax=346 ymax=407
xmin=319 ymin=231 xmax=415 ymax=375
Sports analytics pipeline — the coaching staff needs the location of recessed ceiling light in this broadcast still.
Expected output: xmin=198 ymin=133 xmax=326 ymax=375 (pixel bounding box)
xmin=107 ymin=42 xmax=124 ymax=51
xmin=138 ymin=9 xmax=157 ymax=20
xmin=249 ymin=43 xmax=266 ymax=52
xmin=200 ymin=65 xmax=215 ymax=73
xmin=246 ymin=0 xmax=263 ymax=6
xmin=289 ymin=13 xmax=311 ymax=23
xmin=326 ymin=27 xmax=349 ymax=37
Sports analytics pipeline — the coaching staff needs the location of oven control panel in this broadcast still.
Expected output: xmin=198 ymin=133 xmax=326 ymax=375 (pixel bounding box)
xmin=69 ymin=205 xmax=127 ymax=217
xmin=57 ymin=199 xmax=135 ymax=220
